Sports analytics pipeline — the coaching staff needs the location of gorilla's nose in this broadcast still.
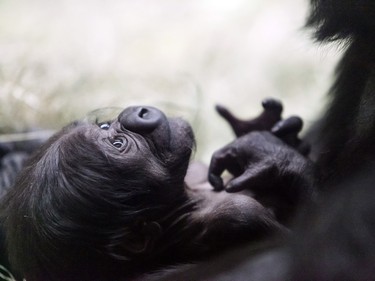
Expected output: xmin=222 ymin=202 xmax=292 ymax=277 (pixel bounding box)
xmin=118 ymin=106 xmax=166 ymax=133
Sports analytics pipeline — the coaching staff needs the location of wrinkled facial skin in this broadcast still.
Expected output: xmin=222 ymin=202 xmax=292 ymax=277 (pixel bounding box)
xmin=93 ymin=106 xmax=195 ymax=182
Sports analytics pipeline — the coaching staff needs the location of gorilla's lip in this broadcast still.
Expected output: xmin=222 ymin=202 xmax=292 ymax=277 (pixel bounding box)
xmin=167 ymin=117 xmax=195 ymax=155
xmin=142 ymin=116 xmax=195 ymax=164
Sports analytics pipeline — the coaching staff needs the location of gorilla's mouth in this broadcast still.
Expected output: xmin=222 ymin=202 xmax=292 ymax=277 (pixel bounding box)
xmin=167 ymin=117 xmax=195 ymax=156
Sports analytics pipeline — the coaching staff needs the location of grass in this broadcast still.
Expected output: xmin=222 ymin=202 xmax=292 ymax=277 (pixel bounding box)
xmin=0 ymin=1 xmax=340 ymax=161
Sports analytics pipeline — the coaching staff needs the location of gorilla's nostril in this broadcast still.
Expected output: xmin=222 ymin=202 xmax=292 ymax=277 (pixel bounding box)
xmin=139 ymin=108 xmax=149 ymax=119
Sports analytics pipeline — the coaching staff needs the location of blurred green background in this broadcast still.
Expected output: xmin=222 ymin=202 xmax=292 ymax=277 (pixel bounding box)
xmin=0 ymin=0 xmax=341 ymax=162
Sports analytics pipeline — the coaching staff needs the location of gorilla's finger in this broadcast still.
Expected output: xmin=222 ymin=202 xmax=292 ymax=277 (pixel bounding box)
xmin=208 ymin=173 xmax=224 ymax=191
xmin=208 ymin=149 xmax=236 ymax=191
xmin=271 ymin=116 xmax=303 ymax=137
xmin=215 ymin=105 xmax=240 ymax=131
xmin=225 ymin=163 xmax=275 ymax=193
xmin=261 ymin=98 xmax=283 ymax=114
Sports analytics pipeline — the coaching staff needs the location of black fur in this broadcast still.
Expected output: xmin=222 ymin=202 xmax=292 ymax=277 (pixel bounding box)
xmin=306 ymin=0 xmax=375 ymax=186
xmin=289 ymin=1 xmax=375 ymax=280
xmin=306 ymin=0 xmax=375 ymax=42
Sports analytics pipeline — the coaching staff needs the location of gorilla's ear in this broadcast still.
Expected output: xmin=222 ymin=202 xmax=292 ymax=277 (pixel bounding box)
xmin=121 ymin=221 xmax=162 ymax=256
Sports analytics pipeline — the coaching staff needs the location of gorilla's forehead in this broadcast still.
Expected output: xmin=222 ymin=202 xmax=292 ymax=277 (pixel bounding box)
xmin=83 ymin=107 xmax=123 ymax=125
xmin=60 ymin=123 xmax=100 ymax=142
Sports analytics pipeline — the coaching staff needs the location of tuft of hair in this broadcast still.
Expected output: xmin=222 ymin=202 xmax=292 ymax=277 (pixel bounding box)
xmin=306 ymin=0 xmax=375 ymax=42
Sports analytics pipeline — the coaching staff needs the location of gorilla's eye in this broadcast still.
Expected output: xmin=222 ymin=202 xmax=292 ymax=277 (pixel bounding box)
xmin=111 ymin=139 xmax=125 ymax=149
xmin=99 ymin=123 xmax=110 ymax=130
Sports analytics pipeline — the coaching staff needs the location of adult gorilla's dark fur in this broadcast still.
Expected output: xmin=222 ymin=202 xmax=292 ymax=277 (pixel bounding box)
xmin=0 ymin=106 xmax=291 ymax=281
xmin=306 ymin=0 xmax=375 ymax=184
xmin=292 ymin=0 xmax=375 ymax=279
xmin=134 ymin=1 xmax=375 ymax=280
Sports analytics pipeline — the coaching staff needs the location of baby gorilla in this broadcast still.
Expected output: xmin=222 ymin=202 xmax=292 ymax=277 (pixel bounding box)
xmin=1 ymin=105 xmax=293 ymax=281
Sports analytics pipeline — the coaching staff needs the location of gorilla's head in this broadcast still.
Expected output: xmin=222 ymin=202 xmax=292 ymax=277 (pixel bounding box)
xmin=2 ymin=106 xmax=195 ymax=280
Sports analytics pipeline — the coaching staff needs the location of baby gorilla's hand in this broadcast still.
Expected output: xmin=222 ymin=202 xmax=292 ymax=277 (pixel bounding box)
xmin=216 ymin=98 xmax=283 ymax=137
xmin=216 ymin=98 xmax=310 ymax=156
xmin=209 ymin=99 xmax=314 ymax=222
xmin=208 ymin=131 xmax=312 ymax=193
xmin=208 ymin=131 xmax=314 ymax=222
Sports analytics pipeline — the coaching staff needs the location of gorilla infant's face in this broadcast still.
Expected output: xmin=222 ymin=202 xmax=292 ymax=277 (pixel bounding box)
xmin=88 ymin=106 xmax=195 ymax=172
xmin=57 ymin=105 xmax=197 ymax=209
